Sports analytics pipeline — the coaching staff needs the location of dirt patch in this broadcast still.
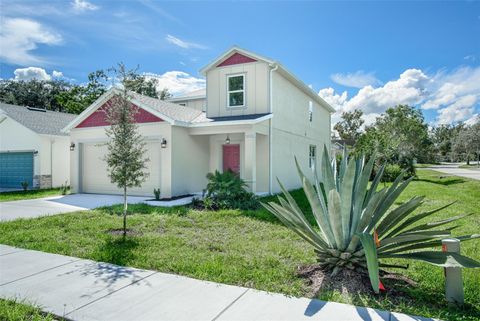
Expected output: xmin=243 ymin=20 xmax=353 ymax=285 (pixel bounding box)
xmin=297 ymin=264 xmax=416 ymax=298
xmin=105 ymin=228 xmax=142 ymax=236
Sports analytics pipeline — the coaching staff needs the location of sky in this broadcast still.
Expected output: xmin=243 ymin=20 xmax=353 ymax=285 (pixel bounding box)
xmin=1 ymin=0 xmax=479 ymax=126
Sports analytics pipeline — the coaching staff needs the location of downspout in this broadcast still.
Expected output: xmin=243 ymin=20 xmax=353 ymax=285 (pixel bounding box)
xmin=269 ymin=63 xmax=279 ymax=195
xmin=50 ymin=139 xmax=54 ymax=188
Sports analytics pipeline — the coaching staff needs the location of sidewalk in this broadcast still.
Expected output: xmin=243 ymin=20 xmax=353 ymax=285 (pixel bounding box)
xmin=424 ymin=164 xmax=480 ymax=181
xmin=0 ymin=245 xmax=436 ymax=321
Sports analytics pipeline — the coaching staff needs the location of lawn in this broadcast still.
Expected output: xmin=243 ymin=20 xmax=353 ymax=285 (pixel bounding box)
xmin=0 ymin=188 xmax=66 ymax=202
xmin=0 ymin=299 xmax=58 ymax=321
xmin=0 ymin=170 xmax=478 ymax=320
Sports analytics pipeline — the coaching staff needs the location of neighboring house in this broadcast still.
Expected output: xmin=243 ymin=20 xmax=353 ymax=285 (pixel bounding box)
xmin=0 ymin=103 xmax=76 ymax=189
xmin=63 ymin=46 xmax=334 ymax=198
xmin=167 ymin=88 xmax=206 ymax=112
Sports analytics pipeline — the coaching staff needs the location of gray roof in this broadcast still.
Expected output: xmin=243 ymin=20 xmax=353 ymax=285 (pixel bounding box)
xmin=129 ymin=91 xmax=204 ymax=123
xmin=0 ymin=103 xmax=77 ymax=136
xmin=169 ymin=88 xmax=206 ymax=101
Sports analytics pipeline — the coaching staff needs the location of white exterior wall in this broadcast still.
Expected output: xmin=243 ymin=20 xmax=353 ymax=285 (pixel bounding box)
xmin=271 ymin=71 xmax=331 ymax=193
xmin=172 ymin=98 xmax=206 ymax=112
xmin=69 ymin=122 xmax=173 ymax=197
xmin=171 ymin=126 xmax=209 ymax=196
xmin=206 ymin=61 xmax=270 ymax=118
xmin=0 ymin=117 xmax=70 ymax=188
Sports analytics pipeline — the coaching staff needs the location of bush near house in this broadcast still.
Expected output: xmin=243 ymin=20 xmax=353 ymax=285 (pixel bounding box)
xmin=197 ymin=170 xmax=259 ymax=210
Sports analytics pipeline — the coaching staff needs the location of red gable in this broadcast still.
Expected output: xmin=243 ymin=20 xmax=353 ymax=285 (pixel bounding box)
xmin=76 ymin=101 xmax=163 ymax=128
xmin=217 ymin=52 xmax=257 ymax=67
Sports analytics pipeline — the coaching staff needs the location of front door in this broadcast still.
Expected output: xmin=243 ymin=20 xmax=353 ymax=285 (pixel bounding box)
xmin=223 ymin=144 xmax=240 ymax=174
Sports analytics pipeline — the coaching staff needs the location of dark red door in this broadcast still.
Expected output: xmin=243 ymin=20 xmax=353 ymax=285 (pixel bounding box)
xmin=223 ymin=144 xmax=240 ymax=174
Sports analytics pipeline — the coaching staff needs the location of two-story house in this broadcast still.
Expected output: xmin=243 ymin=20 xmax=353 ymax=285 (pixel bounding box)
xmin=63 ymin=47 xmax=334 ymax=198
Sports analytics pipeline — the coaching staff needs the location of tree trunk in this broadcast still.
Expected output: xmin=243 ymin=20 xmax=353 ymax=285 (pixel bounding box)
xmin=123 ymin=186 xmax=127 ymax=238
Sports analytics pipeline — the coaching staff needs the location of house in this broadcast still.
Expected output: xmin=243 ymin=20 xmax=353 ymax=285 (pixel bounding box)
xmin=63 ymin=47 xmax=334 ymax=198
xmin=0 ymin=103 xmax=76 ymax=189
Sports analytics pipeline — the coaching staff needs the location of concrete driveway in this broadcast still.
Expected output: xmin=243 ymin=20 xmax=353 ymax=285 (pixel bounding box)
xmin=0 ymin=194 xmax=149 ymax=222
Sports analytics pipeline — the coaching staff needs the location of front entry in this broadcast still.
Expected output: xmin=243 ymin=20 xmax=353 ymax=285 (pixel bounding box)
xmin=222 ymin=144 xmax=240 ymax=174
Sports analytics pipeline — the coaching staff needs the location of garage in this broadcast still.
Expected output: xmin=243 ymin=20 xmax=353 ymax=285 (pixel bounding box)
xmin=0 ymin=152 xmax=34 ymax=189
xmin=81 ymin=142 xmax=161 ymax=197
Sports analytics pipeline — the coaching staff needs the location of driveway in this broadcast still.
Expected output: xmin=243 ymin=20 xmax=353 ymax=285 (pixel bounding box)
xmin=0 ymin=194 xmax=149 ymax=222
xmin=424 ymin=163 xmax=480 ymax=181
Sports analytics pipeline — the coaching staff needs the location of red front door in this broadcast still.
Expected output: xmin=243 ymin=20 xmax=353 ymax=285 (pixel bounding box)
xmin=223 ymin=144 xmax=240 ymax=174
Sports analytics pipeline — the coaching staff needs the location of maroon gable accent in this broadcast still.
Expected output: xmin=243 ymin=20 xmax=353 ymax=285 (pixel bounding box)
xmin=217 ymin=52 xmax=257 ymax=67
xmin=76 ymin=102 xmax=163 ymax=128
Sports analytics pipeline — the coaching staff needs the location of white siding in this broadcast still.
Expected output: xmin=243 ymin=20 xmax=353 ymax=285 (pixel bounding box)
xmin=206 ymin=61 xmax=270 ymax=118
xmin=271 ymin=71 xmax=331 ymax=193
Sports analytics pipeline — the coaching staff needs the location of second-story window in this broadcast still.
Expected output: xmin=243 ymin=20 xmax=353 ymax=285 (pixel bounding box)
xmin=308 ymin=101 xmax=313 ymax=122
xmin=227 ymin=74 xmax=245 ymax=107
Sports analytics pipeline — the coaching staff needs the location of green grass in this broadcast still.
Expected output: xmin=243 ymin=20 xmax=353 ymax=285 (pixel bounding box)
xmin=414 ymin=163 xmax=438 ymax=168
xmin=0 ymin=299 xmax=58 ymax=321
xmin=0 ymin=188 xmax=65 ymax=202
xmin=0 ymin=170 xmax=478 ymax=320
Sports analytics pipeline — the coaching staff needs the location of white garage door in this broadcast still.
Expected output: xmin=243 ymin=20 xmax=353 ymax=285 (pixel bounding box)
xmin=82 ymin=142 xmax=161 ymax=196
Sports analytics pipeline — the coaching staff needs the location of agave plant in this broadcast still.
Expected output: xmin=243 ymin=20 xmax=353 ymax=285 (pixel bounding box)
xmin=263 ymin=147 xmax=480 ymax=293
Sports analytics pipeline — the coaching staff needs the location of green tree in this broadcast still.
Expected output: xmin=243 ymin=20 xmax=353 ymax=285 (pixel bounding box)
xmin=355 ymin=105 xmax=433 ymax=175
xmin=452 ymin=121 xmax=480 ymax=165
xmin=334 ymin=109 xmax=364 ymax=144
xmin=104 ymin=64 xmax=149 ymax=237
xmin=116 ymin=67 xmax=160 ymax=98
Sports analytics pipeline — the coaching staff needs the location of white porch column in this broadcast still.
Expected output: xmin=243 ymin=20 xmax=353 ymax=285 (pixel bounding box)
xmin=244 ymin=131 xmax=257 ymax=193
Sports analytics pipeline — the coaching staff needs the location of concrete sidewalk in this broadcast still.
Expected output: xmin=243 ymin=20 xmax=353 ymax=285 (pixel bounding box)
xmin=0 ymin=245 xmax=437 ymax=321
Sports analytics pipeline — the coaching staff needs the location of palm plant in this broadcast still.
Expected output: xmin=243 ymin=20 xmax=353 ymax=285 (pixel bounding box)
xmin=263 ymin=147 xmax=480 ymax=293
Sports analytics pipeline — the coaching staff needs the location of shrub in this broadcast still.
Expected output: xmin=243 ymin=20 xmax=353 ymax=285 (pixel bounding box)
xmin=202 ymin=170 xmax=259 ymax=210
xmin=61 ymin=180 xmax=69 ymax=195
xmin=262 ymin=146 xmax=480 ymax=293
xmin=20 ymin=181 xmax=28 ymax=191
xmin=381 ymin=164 xmax=403 ymax=182
xmin=153 ymin=188 xmax=160 ymax=200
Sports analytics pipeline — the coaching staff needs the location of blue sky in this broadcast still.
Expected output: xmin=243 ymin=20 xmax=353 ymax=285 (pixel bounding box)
xmin=1 ymin=0 xmax=479 ymax=125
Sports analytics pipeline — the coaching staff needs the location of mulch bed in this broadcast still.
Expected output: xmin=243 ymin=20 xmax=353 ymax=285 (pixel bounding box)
xmin=297 ymin=263 xmax=417 ymax=299
xmin=146 ymin=194 xmax=193 ymax=202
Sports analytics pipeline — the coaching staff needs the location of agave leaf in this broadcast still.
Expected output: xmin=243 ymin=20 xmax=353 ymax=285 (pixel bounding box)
xmin=364 ymin=164 xmax=385 ymax=207
xmin=295 ymin=160 xmax=336 ymax=247
xmin=358 ymin=233 xmax=380 ymax=293
xmin=380 ymin=230 xmax=452 ymax=247
xmin=379 ymin=234 xmax=480 ymax=255
xmin=321 ymin=145 xmax=336 ymax=196
xmin=398 ymin=214 xmax=472 ymax=235
xmin=383 ymin=201 xmax=457 ymax=238
xmin=366 ymin=176 xmax=414 ymax=233
xmin=350 ymin=155 xmax=376 ymax=238
xmin=376 ymin=196 xmax=424 ymax=237
xmin=328 ymin=189 xmax=345 ymax=250
xmin=340 ymin=158 xmax=356 ymax=245
xmin=338 ymin=147 xmax=348 ymax=186
xmin=386 ymin=251 xmax=480 ymax=268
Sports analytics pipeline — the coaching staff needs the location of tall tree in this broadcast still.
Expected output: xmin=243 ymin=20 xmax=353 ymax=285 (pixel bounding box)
xmin=334 ymin=109 xmax=364 ymax=144
xmin=355 ymin=105 xmax=433 ymax=175
xmin=452 ymin=121 xmax=480 ymax=165
xmin=104 ymin=64 xmax=149 ymax=237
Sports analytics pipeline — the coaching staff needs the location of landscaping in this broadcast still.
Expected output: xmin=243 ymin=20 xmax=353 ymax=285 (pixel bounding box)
xmin=0 ymin=170 xmax=479 ymax=320
xmin=0 ymin=298 xmax=58 ymax=321
xmin=0 ymin=188 xmax=65 ymax=202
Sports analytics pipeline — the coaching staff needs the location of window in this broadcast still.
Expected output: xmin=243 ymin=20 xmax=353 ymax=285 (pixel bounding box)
xmin=308 ymin=101 xmax=313 ymax=122
xmin=309 ymin=145 xmax=317 ymax=170
xmin=227 ymin=74 xmax=245 ymax=107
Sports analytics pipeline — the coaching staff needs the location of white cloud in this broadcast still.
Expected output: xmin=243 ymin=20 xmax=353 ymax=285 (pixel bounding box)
xmin=14 ymin=67 xmax=51 ymax=81
xmin=13 ymin=67 xmax=64 ymax=81
xmin=145 ymin=71 xmax=205 ymax=95
xmin=52 ymin=70 xmax=64 ymax=78
xmin=72 ymin=0 xmax=98 ymax=12
xmin=165 ymin=35 xmax=207 ymax=50
xmin=331 ymin=71 xmax=379 ymax=88
xmin=320 ymin=67 xmax=480 ymax=126
xmin=0 ymin=18 xmax=62 ymax=65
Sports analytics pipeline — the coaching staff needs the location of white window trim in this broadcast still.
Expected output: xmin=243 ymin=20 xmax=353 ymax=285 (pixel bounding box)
xmin=227 ymin=73 xmax=246 ymax=108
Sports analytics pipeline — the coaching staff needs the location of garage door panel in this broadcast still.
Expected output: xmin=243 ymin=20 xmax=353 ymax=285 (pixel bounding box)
xmin=82 ymin=143 xmax=160 ymax=197
xmin=0 ymin=152 xmax=34 ymax=188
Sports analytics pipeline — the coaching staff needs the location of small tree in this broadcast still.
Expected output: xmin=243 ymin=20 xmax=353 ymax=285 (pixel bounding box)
xmin=334 ymin=109 xmax=365 ymax=144
xmin=104 ymin=64 xmax=149 ymax=237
